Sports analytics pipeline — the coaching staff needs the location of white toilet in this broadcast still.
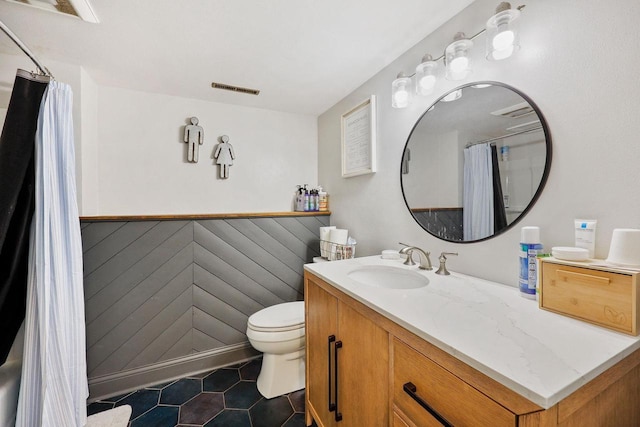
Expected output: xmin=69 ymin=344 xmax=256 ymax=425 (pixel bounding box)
xmin=246 ymin=301 xmax=306 ymax=399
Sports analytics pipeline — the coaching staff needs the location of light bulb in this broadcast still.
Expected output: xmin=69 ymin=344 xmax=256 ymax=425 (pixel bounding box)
xmin=449 ymin=56 xmax=468 ymax=74
xmin=393 ymin=89 xmax=409 ymax=107
xmin=492 ymin=29 xmax=515 ymax=51
xmin=418 ymin=75 xmax=436 ymax=91
xmin=485 ymin=5 xmax=520 ymax=61
xmin=392 ymin=72 xmax=412 ymax=108
xmin=445 ymin=33 xmax=473 ymax=80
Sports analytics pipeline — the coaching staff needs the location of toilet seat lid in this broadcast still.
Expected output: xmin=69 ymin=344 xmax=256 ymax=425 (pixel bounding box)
xmin=247 ymin=301 xmax=305 ymax=332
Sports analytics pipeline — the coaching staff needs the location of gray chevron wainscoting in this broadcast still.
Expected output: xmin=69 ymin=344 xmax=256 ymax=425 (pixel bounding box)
xmin=80 ymin=213 xmax=329 ymax=401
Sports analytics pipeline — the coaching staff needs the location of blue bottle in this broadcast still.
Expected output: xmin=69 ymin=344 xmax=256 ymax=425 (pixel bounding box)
xmin=519 ymin=226 xmax=543 ymax=299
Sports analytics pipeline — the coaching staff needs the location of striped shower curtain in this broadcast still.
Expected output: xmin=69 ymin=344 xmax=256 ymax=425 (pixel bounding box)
xmin=463 ymin=143 xmax=494 ymax=241
xmin=16 ymin=81 xmax=88 ymax=427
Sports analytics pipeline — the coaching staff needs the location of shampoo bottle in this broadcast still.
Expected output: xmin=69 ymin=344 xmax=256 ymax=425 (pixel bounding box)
xmin=303 ymin=186 xmax=310 ymax=212
xmin=519 ymin=226 xmax=543 ymax=300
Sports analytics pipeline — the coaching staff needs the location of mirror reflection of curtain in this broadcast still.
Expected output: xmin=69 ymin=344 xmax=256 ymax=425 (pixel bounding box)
xmin=463 ymin=144 xmax=494 ymax=240
xmin=491 ymin=145 xmax=507 ymax=232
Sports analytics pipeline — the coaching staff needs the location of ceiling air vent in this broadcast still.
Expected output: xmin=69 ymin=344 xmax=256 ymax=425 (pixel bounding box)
xmin=211 ymin=82 xmax=260 ymax=96
xmin=490 ymin=101 xmax=534 ymax=119
xmin=6 ymin=0 xmax=99 ymax=23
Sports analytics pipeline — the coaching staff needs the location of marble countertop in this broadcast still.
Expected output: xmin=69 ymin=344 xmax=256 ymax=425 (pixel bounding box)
xmin=304 ymin=255 xmax=640 ymax=409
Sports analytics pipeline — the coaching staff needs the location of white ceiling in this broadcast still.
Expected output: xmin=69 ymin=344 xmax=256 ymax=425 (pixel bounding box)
xmin=0 ymin=0 xmax=474 ymax=115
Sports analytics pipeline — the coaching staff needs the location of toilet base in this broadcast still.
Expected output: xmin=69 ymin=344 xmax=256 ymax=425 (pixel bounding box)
xmin=256 ymin=348 xmax=305 ymax=399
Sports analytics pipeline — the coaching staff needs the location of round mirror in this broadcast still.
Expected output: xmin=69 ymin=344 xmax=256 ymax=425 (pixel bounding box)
xmin=400 ymin=82 xmax=551 ymax=243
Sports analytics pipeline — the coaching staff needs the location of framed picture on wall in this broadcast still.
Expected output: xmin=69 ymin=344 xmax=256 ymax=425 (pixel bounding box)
xmin=341 ymin=95 xmax=377 ymax=178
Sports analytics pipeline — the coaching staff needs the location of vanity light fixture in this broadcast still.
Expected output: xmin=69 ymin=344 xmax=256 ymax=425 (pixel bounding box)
xmin=486 ymin=2 xmax=521 ymax=60
xmin=445 ymin=32 xmax=473 ymax=81
xmin=390 ymin=2 xmax=524 ymax=108
xmin=415 ymin=54 xmax=438 ymax=96
xmin=391 ymin=72 xmax=412 ymax=109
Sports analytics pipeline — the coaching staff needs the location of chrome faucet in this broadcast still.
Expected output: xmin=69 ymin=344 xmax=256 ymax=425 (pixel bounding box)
xmin=435 ymin=252 xmax=458 ymax=275
xmin=398 ymin=243 xmax=433 ymax=270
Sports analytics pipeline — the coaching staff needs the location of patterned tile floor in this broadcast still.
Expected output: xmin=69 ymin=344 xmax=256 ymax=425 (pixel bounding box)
xmin=87 ymin=358 xmax=311 ymax=427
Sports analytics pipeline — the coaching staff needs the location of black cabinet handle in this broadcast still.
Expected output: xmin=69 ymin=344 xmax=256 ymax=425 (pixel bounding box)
xmin=328 ymin=335 xmax=336 ymax=412
xmin=403 ymin=382 xmax=452 ymax=427
xmin=334 ymin=340 xmax=343 ymax=422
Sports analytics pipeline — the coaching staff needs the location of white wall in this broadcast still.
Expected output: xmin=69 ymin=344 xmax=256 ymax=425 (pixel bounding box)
xmin=318 ymin=0 xmax=640 ymax=287
xmin=94 ymin=86 xmax=317 ymax=215
xmin=79 ymin=68 xmax=100 ymax=215
xmin=1 ymin=52 xmax=317 ymax=216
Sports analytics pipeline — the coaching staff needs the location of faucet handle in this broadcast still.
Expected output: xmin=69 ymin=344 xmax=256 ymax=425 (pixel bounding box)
xmin=439 ymin=252 xmax=458 ymax=260
xmin=402 ymin=249 xmax=416 ymax=266
xmin=436 ymin=252 xmax=458 ymax=275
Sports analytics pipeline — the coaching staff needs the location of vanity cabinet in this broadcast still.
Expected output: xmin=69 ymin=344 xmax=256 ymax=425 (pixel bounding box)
xmin=305 ymin=275 xmax=389 ymax=427
xmin=305 ymin=271 xmax=640 ymax=427
xmin=393 ymin=338 xmax=514 ymax=427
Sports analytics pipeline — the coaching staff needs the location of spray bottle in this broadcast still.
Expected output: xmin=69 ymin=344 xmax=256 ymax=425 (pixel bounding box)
xmin=294 ymin=185 xmax=305 ymax=211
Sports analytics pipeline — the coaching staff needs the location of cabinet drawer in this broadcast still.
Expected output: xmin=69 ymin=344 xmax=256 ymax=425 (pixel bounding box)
xmin=540 ymin=262 xmax=639 ymax=335
xmin=393 ymin=338 xmax=515 ymax=427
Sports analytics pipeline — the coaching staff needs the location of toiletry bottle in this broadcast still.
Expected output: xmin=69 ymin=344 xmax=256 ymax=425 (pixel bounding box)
xmin=308 ymin=188 xmax=315 ymax=212
xmin=295 ymin=186 xmax=304 ymax=211
xmin=519 ymin=226 xmax=543 ymax=300
xmin=303 ymin=185 xmax=310 ymax=212
xmin=501 ymin=145 xmax=510 ymax=209
xmin=575 ymin=219 xmax=597 ymax=258
xmin=500 ymin=145 xmax=509 ymax=161
xmin=312 ymin=188 xmax=319 ymax=211
xmin=294 ymin=186 xmax=302 ymax=211
xmin=318 ymin=187 xmax=328 ymax=212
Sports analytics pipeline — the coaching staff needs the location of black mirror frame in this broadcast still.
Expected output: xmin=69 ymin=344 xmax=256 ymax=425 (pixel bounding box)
xmin=400 ymin=81 xmax=553 ymax=244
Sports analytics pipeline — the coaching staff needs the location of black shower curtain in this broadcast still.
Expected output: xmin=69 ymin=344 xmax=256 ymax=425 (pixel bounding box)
xmin=0 ymin=70 xmax=49 ymax=364
xmin=491 ymin=145 xmax=508 ymax=233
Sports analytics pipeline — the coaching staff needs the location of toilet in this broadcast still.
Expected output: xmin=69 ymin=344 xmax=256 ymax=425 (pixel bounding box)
xmin=246 ymin=301 xmax=305 ymax=399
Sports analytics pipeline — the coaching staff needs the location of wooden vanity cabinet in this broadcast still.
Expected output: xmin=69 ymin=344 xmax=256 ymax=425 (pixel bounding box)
xmin=305 ymin=271 xmax=640 ymax=427
xmin=392 ymin=338 xmax=515 ymax=427
xmin=305 ymin=274 xmax=389 ymax=427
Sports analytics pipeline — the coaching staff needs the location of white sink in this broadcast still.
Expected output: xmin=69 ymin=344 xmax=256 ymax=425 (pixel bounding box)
xmin=347 ymin=266 xmax=429 ymax=289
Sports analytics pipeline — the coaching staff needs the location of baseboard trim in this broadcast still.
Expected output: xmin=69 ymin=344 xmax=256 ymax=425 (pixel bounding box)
xmin=88 ymin=342 xmax=260 ymax=402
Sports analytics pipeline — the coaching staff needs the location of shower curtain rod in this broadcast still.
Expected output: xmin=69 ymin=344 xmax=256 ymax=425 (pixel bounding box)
xmin=0 ymin=19 xmax=54 ymax=78
xmin=465 ymin=125 xmax=543 ymax=148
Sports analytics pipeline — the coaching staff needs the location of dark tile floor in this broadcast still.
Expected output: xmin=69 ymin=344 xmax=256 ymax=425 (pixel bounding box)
xmin=87 ymin=358 xmax=311 ymax=427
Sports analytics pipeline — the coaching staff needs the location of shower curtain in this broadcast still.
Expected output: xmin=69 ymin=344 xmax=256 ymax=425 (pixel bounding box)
xmin=463 ymin=143 xmax=494 ymax=240
xmin=0 ymin=70 xmax=48 ymax=364
xmin=15 ymin=81 xmax=88 ymax=427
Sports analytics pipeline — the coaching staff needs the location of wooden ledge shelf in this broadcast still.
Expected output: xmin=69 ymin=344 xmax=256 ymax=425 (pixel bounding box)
xmin=80 ymin=211 xmax=331 ymax=222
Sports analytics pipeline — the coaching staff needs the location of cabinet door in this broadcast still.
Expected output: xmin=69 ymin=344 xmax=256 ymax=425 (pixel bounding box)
xmin=336 ymin=302 xmax=389 ymax=426
xmin=306 ymin=278 xmax=338 ymax=427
